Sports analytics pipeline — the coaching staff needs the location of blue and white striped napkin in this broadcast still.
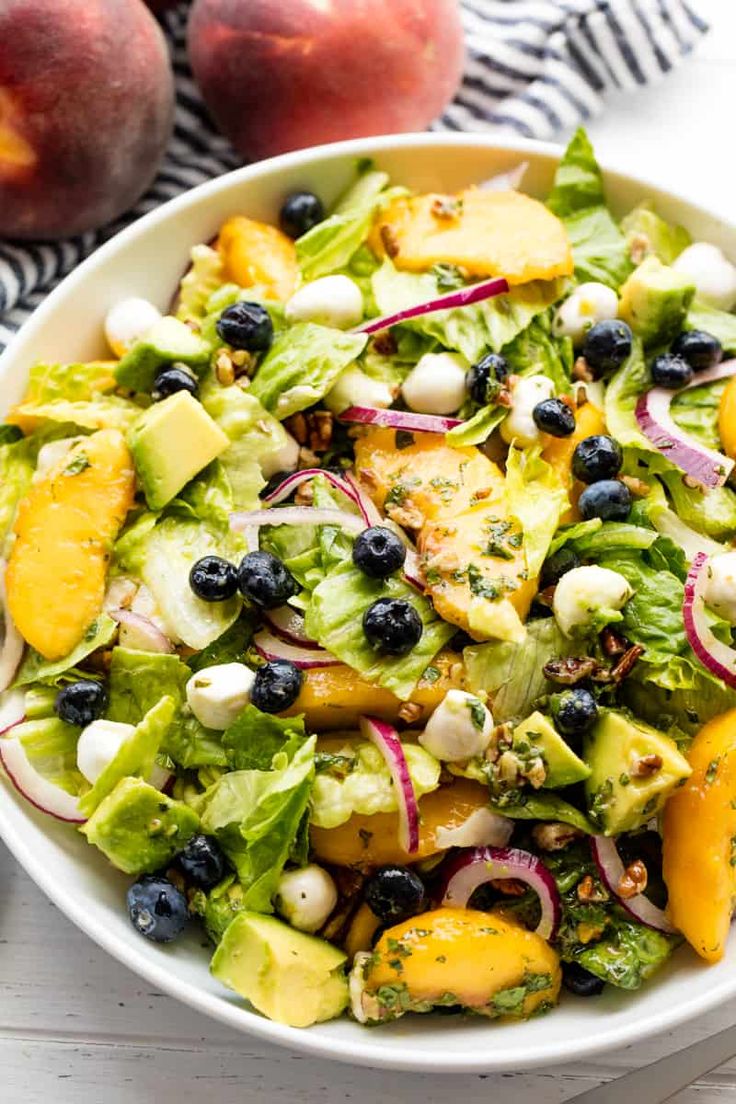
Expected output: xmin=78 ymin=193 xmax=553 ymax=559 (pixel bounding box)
xmin=0 ymin=0 xmax=706 ymax=350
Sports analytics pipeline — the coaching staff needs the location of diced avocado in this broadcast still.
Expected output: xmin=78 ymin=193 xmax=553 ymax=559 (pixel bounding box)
xmin=127 ymin=390 xmax=229 ymax=510
xmin=81 ymin=776 xmax=200 ymax=874
xmin=211 ymin=911 xmax=349 ymax=1027
xmin=584 ymin=710 xmax=691 ymax=835
xmin=620 ymin=203 xmax=691 ymax=266
xmin=618 ymin=256 xmax=695 ymax=347
xmin=115 ymin=316 xmax=212 ymax=392
xmin=513 ymin=710 xmax=590 ymax=788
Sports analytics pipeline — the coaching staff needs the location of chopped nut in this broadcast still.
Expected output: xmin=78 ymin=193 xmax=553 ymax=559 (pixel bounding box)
xmin=236 ymin=376 xmax=251 ymax=390
xmin=308 ymin=410 xmax=334 ymax=452
xmin=449 ymin=661 xmax=465 ymax=684
xmin=543 ymin=656 xmax=599 ymax=686
xmin=215 ymin=351 xmax=235 ymax=386
xmin=371 ymin=331 xmax=398 ymax=357
xmin=600 ymin=626 xmax=629 ymax=657
xmin=683 ymin=474 xmax=704 ymax=490
xmin=489 ymin=722 xmax=513 ymax=753
xmin=575 ymin=384 xmax=589 ymax=407
xmin=470 ymin=486 xmax=493 ymax=502
xmin=397 ymin=701 xmax=423 ymax=724
xmin=489 ymin=878 xmax=527 ymax=897
xmin=380 ymin=224 xmax=400 ymax=259
xmin=629 ymin=232 xmax=651 ymax=266
xmin=577 ymin=921 xmax=606 ymax=945
xmin=386 ymin=502 xmax=424 ymax=530
xmin=573 ymin=356 xmax=594 ymax=383
xmin=230 ymin=349 xmax=249 ymax=368
xmin=621 ymin=474 xmax=651 ymax=498
xmin=577 ymin=874 xmax=608 ymax=903
xmin=610 ymin=643 xmax=645 ymax=683
xmin=617 ymin=860 xmax=648 ymax=899
xmin=532 ymin=822 xmax=584 ymax=851
xmin=431 ymin=196 xmax=461 ymax=221
xmin=357 ymin=467 xmax=379 ymax=491
xmin=535 ymin=584 xmax=557 ymax=609
xmin=496 ymin=750 xmax=522 ymax=786
xmin=496 ymin=386 xmax=513 ymax=408
xmin=298 ymin=446 xmax=320 ymax=469
xmin=285 ymin=412 xmax=308 ymax=445
xmin=525 ymin=757 xmax=547 ymax=790
xmin=294 ymin=480 xmax=314 ymax=505
xmin=632 ymin=754 xmax=663 ymax=778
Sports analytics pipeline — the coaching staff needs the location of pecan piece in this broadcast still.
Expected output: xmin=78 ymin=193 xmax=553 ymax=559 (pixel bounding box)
xmin=577 ymin=875 xmax=608 ymax=903
xmin=532 ymin=822 xmax=584 ymax=851
xmin=609 ymin=643 xmax=645 ymax=683
xmin=543 ymin=656 xmax=599 ymax=686
xmin=600 ymin=626 xmax=629 ymax=657
xmin=380 ymin=225 xmax=400 ymax=258
xmin=371 ymin=331 xmax=398 ymax=357
xmin=631 ymin=754 xmax=663 ymax=778
xmin=617 ymin=860 xmax=648 ymax=899
xmin=573 ymin=356 xmax=594 ymax=383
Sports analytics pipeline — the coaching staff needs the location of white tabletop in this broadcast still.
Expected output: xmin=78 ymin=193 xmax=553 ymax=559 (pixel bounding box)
xmin=2 ymin=2 xmax=735 ymax=1100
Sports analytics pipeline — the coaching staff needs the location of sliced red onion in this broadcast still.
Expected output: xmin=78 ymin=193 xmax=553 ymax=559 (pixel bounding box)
xmin=262 ymin=468 xmax=361 ymax=510
xmin=253 ymin=629 xmax=340 ymax=669
xmin=440 ymin=846 xmax=561 ymax=941
xmin=0 ymin=689 xmax=25 ymax=735
xmin=342 ymin=471 xmax=383 ymax=527
xmin=635 ymin=358 xmax=736 ymax=488
xmin=0 ymin=733 xmax=86 ymax=823
xmin=339 ymin=406 xmax=462 ymax=434
xmin=590 ymin=835 xmax=677 ymax=934
xmin=360 ymin=715 xmax=419 ymax=854
xmin=355 ymin=275 xmax=509 ymax=336
xmin=0 ymin=561 xmax=24 ymax=693
xmin=480 ymin=162 xmax=528 ymax=192
xmin=683 ymin=551 xmax=736 ymax=688
xmin=231 ymin=506 xmax=366 ymax=536
xmin=109 ymin=609 xmax=174 ymax=654
xmin=263 ymin=605 xmax=320 ymax=649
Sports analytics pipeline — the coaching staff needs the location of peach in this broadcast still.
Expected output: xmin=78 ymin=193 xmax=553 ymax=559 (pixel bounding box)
xmin=0 ymin=0 xmax=174 ymax=239
xmin=187 ymin=0 xmax=465 ymax=161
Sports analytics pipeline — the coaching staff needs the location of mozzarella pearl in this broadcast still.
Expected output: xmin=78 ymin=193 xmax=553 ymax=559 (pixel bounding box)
xmin=275 ymin=864 xmax=338 ymax=933
xmin=325 ymin=365 xmax=394 ymax=415
xmin=104 ymin=297 xmax=162 ymax=357
xmin=553 ymin=565 xmax=633 ymax=637
xmin=554 ymin=282 xmax=619 ymax=347
xmin=500 ymin=374 xmax=555 ymax=447
xmin=435 ymin=807 xmax=513 ymax=850
xmin=419 ymin=689 xmax=493 ymax=763
xmin=76 ymin=720 xmax=135 ymax=784
xmin=260 ymin=431 xmax=300 ymax=479
xmin=673 ymin=243 xmax=736 ymax=311
xmin=703 ymin=552 xmax=736 ymax=624
xmin=401 ymin=352 xmax=469 ymax=415
xmin=185 ymin=663 xmax=255 ymax=730
xmin=285 ymin=275 xmax=364 ymax=330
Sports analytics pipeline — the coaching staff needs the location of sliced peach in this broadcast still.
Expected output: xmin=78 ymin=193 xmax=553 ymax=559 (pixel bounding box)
xmin=542 ymin=401 xmax=606 ymax=524
xmin=359 ymin=908 xmax=560 ymax=1020
xmin=718 ymin=376 xmax=736 ymax=460
xmin=6 ymin=429 xmax=135 ymax=660
xmin=217 ymin=215 xmax=298 ymax=301
xmin=310 ymin=778 xmax=491 ymax=869
xmin=344 ymin=903 xmax=382 ymax=959
xmin=369 ymin=189 xmax=573 ymax=285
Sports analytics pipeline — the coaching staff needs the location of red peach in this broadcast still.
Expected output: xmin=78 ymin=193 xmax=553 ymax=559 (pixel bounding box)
xmin=188 ymin=0 xmax=465 ymax=161
xmin=0 ymin=0 xmax=175 ymax=239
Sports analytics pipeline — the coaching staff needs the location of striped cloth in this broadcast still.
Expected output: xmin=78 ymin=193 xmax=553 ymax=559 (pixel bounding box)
xmin=0 ymin=0 xmax=706 ymax=351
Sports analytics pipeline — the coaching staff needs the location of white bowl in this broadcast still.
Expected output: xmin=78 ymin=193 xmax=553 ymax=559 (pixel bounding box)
xmin=1 ymin=133 xmax=734 ymax=1073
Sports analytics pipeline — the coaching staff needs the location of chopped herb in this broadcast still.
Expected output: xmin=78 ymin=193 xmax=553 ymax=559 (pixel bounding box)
xmin=386 ymin=938 xmax=412 ymax=958
xmin=422 ymin=665 xmax=441 ymax=684
xmin=706 ymin=757 xmax=721 ymax=785
xmin=63 ymin=453 xmax=91 ymax=476
xmin=424 ymin=566 xmax=442 ymax=586
xmin=468 ymin=698 xmax=487 ymax=731
xmin=431 ymin=263 xmax=466 ymax=289
xmin=619 ymin=772 xmax=631 ymax=787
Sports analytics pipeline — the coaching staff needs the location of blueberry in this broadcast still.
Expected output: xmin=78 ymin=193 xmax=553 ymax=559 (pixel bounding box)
xmin=152 ymin=366 xmax=198 ymax=402
xmin=363 ymin=598 xmax=423 ymax=656
xmin=352 ymin=526 xmax=406 ymax=579
xmin=578 ymin=479 xmax=631 ymax=522
xmin=562 ymin=961 xmax=605 ymax=997
xmin=279 ymin=191 xmax=325 ymax=238
xmin=553 ymin=688 xmax=598 ymax=737
xmin=465 ymin=352 xmax=508 ymax=404
xmin=572 ymin=434 xmax=623 ymax=484
xmin=189 ymin=555 xmax=239 ymax=603
xmin=540 ymin=546 xmax=580 ymax=589
xmin=55 ymin=680 xmax=108 ymax=727
xmin=671 ymin=329 xmax=722 ymax=372
xmin=216 ymin=301 xmax=273 ymax=352
xmin=238 ymin=551 xmax=298 ymax=609
xmin=364 ymin=865 xmax=426 ymax=923
xmin=650 ymin=353 xmax=693 ymax=390
xmin=251 ymin=659 xmax=303 ymax=713
xmin=582 ymin=320 xmax=633 ymax=377
xmin=532 ymin=397 xmax=576 ymax=438
xmin=127 ymin=876 xmax=188 ymax=943
xmin=173 ymin=834 xmax=227 ymax=890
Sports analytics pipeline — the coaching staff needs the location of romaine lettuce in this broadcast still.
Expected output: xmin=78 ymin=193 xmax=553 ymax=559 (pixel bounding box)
xmin=176 ymin=244 xmax=226 ymax=324
xmin=670 ymin=376 xmax=725 ymax=450
xmin=14 ymin=614 xmax=117 ymax=687
xmin=445 ymin=404 xmax=506 ymax=448
xmin=502 ymin=313 xmax=573 ymax=394
xmin=222 ymin=706 xmax=306 ymax=772
xmin=296 ymin=168 xmax=392 ymax=280
xmin=9 ymin=395 xmax=142 ymax=434
xmin=186 ymin=617 xmax=255 ymax=673
xmin=660 ymin=470 xmax=736 ymax=542
xmin=686 ymin=301 xmax=736 ymax=352
xmin=0 ymin=435 xmax=40 ymax=551
xmin=13 ymin=714 xmax=86 ymax=797
xmin=505 ymin=445 xmax=569 ymax=576
xmin=21 ymin=360 xmax=117 ymax=403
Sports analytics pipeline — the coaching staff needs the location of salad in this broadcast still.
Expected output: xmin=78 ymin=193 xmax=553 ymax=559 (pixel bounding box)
xmin=3 ymin=129 xmax=736 ymax=1030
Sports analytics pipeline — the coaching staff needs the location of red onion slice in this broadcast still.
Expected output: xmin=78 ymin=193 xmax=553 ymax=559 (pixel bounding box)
xmin=253 ymin=629 xmax=340 ymax=669
xmin=0 ymin=689 xmax=25 ymax=735
xmin=441 ymin=846 xmax=561 ymax=941
xmin=0 ymin=733 xmax=86 ymax=823
xmin=355 ymin=275 xmax=509 ymax=336
xmin=683 ymin=551 xmax=736 ymax=688
xmin=262 ymin=468 xmax=361 ymax=510
xmin=263 ymin=605 xmax=321 ymax=649
xmin=109 ymin=609 xmax=174 ymax=654
xmin=231 ymin=506 xmax=366 ymax=536
xmin=0 ymin=561 xmax=24 ymax=693
xmin=342 ymin=471 xmax=383 ymax=527
xmin=590 ymin=835 xmax=677 ymax=934
xmin=635 ymin=358 xmax=736 ymax=488
xmin=360 ymin=715 xmax=419 ymax=854
xmin=339 ymin=406 xmax=462 ymax=434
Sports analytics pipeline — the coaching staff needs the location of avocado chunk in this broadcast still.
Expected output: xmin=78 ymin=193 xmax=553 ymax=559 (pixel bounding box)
xmin=620 ymin=203 xmax=691 ymax=266
xmin=115 ymin=316 xmax=212 ymax=392
xmin=584 ymin=710 xmax=691 ymax=835
xmin=127 ymin=390 xmax=230 ymax=510
xmin=618 ymin=256 xmax=695 ymax=347
xmin=82 ymin=776 xmax=199 ymax=874
xmin=513 ymin=710 xmax=590 ymax=788
xmin=211 ymin=911 xmax=349 ymax=1027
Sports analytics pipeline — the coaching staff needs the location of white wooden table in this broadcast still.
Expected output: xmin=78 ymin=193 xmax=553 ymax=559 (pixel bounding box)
xmin=2 ymin=2 xmax=735 ymax=1100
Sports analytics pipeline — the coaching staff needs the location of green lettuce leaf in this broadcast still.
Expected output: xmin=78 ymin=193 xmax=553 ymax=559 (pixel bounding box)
xmin=14 ymin=715 xmax=86 ymax=797
xmin=620 ymin=203 xmax=691 ymax=265
xmin=0 ymin=435 xmax=40 ymax=550
xmin=21 ymin=360 xmax=117 ymax=403
xmin=311 ymin=740 xmax=440 ymax=829
xmin=578 ymin=920 xmax=679 ymax=990
xmin=489 ymin=791 xmax=595 ymax=834
xmin=623 ymin=670 xmax=736 ymax=737
xmin=199 ymin=736 xmax=316 ymax=912
xmin=176 ymin=244 xmax=227 ymax=324
xmin=505 ymin=445 xmax=569 ymax=576
xmin=502 ymin=312 xmax=573 ymax=394
xmin=445 ymin=404 xmax=506 ymax=448
xmin=547 ymin=128 xmax=607 ymax=217
xmin=249 ymin=323 xmax=367 ymax=419
xmin=660 ymin=470 xmax=736 ymax=542
xmin=168 ymin=460 xmax=234 ymax=528
xmin=186 ymin=616 xmax=255 ymax=673
xmin=686 ymin=301 xmax=736 ymax=352
xmin=304 ymin=560 xmax=455 ymax=700
xmin=78 ymin=695 xmax=176 ymax=817
xmin=222 ymin=706 xmax=306 ymax=771
xmin=296 ymin=168 xmax=392 ymax=280
xmin=670 ymin=376 xmax=726 ymax=450
xmin=10 ymin=395 xmax=142 ymax=433
xmin=14 ymin=615 xmax=117 ymax=688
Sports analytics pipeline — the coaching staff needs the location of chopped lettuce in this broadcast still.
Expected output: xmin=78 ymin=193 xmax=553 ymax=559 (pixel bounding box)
xmin=21 ymin=360 xmax=117 ymax=403
xmin=169 ymin=460 xmax=234 ymax=528
xmin=14 ymin=615 xmax=117 ymax=687
xmin=78 ymin=695 xmax=176 ymax=817
xmin=502 ymin=313 xmax=573 ymax=394
xmin=489 ymin=791 xmax=595 ymax=834
xmin=505 ymin=445 xmax=569 ymax=577
xmin=199 ymin=736 xmax=316 ymax=913
xmin=547 ymin=128 xmax=632 ymax=289
xmin=186 ymin=616 xmax=255 ymax=673
xmin=9 ymin=395 xmax=142 ymax=434
xmin=222 ymin=706 xmax=306 ymax=771
xmin=0 ymin=435 xmax=40 ymax=551
xmin=558 ymin=520 xmax=658 ymax=558
xmin=13 ymin=714 xmax=86 ymax=798
xmin=660 ymin=470 xmax=736 ymax=542
xmin=623 ymin=669 xmax=736 ymax=737
xmin=249 ymin=323 xmax=367 ymax=419
xmin=445 ymin=404 xmax=506 ymax=448
xmin=176 ymin=244 xmax=226 ymax=324
xmin=578 ymin=920 xmax=679 ymax=990
xmin=670 ymin=376 xmax=725 ymax=451
xmin=686 ymin=301 xmax=736 ymax=352
xmin=304 ymin=561 xmax=455 ymax=700
xmin=620 ymin=202 xmax=690 ymax=266
xmin=296 ymin=168 xmax=392 ymax=280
